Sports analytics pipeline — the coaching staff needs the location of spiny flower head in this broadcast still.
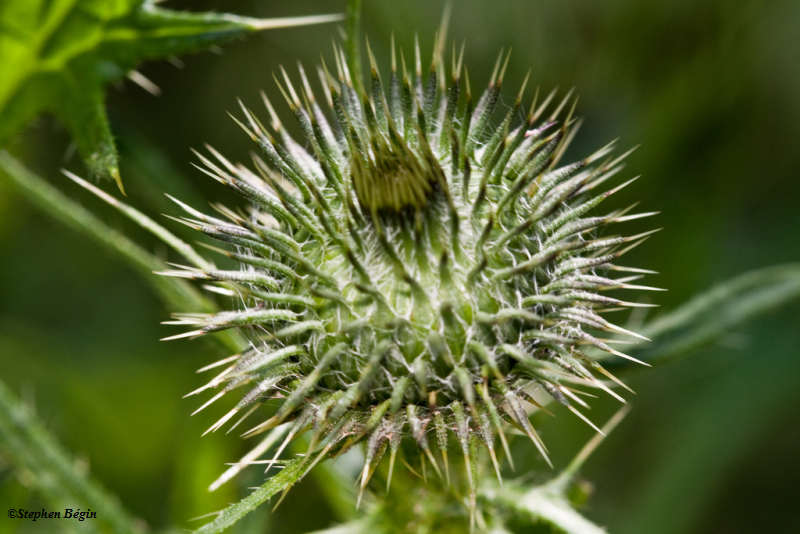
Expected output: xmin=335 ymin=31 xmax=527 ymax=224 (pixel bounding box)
xmin=162 ymin=33 xmax=657 ymax=500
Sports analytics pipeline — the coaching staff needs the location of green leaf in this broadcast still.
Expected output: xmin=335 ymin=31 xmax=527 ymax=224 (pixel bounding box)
xmin=0 ymin=379 xmax=145 ymax=533
xmin=194 ymin=456 xmax=310 ymax=534
xmin=615 ymin=317 xmax=799 ymax=534
xmin=605 ymin=264 xmax=800 ymax=368
xmin=0 ymin=0 xmax=341 ymax=190
xmin=483 ymin=485 xmax=606 ymax=534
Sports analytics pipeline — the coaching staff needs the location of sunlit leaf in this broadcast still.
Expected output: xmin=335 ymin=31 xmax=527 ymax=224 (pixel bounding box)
xmin=0 ymin=0 xmax=341 ymax=190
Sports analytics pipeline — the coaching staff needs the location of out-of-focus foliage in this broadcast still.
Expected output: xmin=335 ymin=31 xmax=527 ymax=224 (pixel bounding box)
xmin=0 ymin=0 xmax=798 ymax=533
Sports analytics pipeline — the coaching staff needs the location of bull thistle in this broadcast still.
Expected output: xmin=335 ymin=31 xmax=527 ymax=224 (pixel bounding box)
xmin=161 ymin=25 xmax=658 ymax=518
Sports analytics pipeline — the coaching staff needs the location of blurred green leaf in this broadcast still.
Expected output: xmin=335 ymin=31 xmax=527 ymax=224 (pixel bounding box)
xmin=604 ymin=264 xmax=800 ymax=368
xmin=617 ymin=316 xmax=800 ymax=534
xmin=0 ymin=0 xmax=341 ymax=189
xmin=0 ymin=379 xmax=145 ymax=533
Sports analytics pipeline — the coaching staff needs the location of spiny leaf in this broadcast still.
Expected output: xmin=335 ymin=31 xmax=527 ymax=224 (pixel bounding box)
xmin=194 ymin=455 xmax=310 ymax=534
xmin=0 ymin=0 xmax=341 ymax=190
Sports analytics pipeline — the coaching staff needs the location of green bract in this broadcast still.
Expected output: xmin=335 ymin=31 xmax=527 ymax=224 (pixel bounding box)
xmin=163 ymin=36 xmax=657 ymax=502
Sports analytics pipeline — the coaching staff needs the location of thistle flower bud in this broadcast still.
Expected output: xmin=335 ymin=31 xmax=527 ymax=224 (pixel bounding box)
xmin=163 ymin=34 xmax=657 ymax=500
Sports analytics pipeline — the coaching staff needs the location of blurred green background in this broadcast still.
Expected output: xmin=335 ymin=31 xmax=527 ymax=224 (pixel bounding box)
xmin=1 ymin=0 xmax=798 ymax=532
